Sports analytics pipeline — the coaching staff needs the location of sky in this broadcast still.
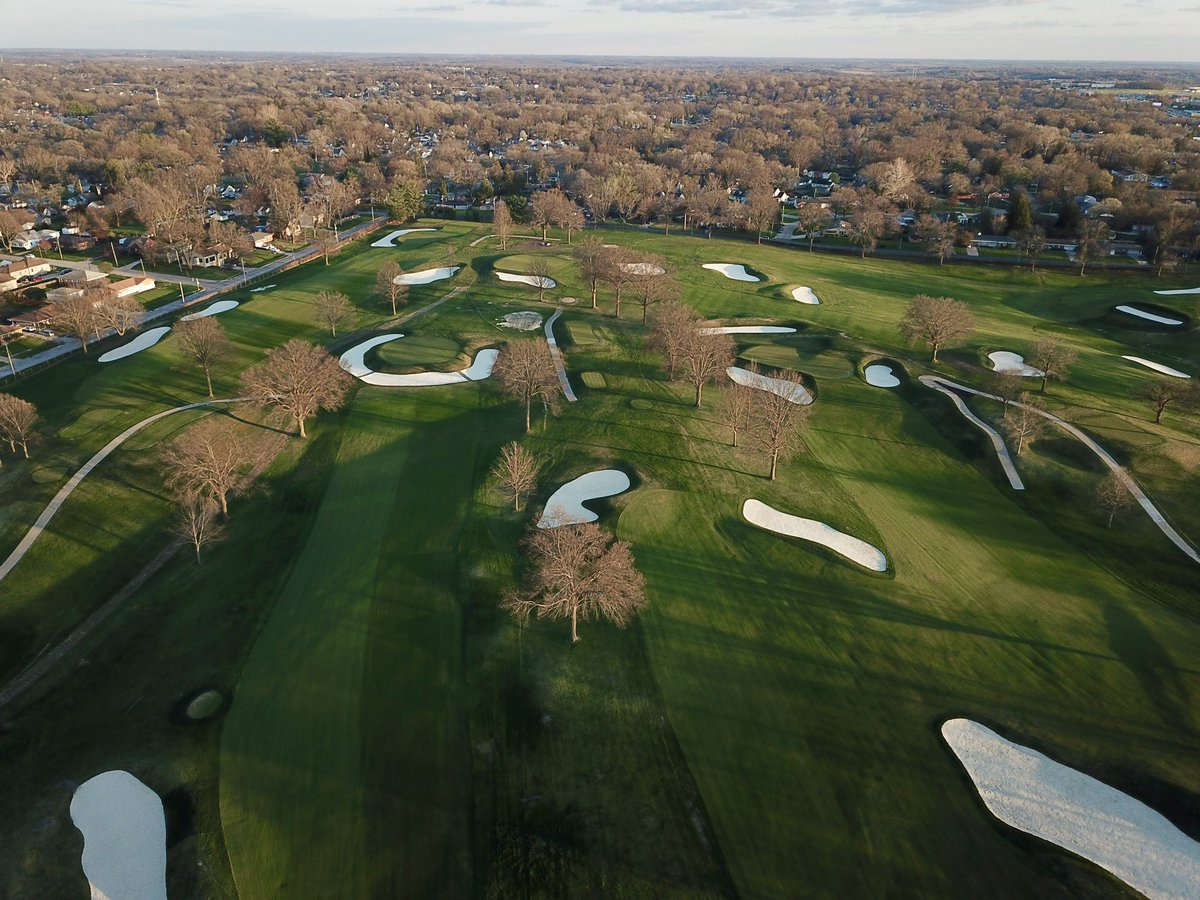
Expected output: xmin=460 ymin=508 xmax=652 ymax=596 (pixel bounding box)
xmin=16 ymin=0 xmax=1200 ymax=62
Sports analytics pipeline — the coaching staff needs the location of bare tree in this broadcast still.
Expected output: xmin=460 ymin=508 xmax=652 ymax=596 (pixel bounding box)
xmin=493 ymin=339 xmax=561 ymax=433
xmin=176 ymin=317 xmax=231 ymax=398
xmin=315 ymin=228 xmax=338 ymax=265
xmin=171 ymin=491 xmax=225 ymax=563
xmin=628 ymin=260 xmax=676 ymax=327
xmin=1000 ymin=393 xmax=1046 ymax=455
xmin=1094 ymin=472 xmax=1134 ymax=528
xmin=502 ymin=522 xmax=646 ymax=644
xmin=745 ymin=187 xmax=779 ymax=243
xmin=1132 ymin=378 xmax=1192 ymax=425
xmin=600 ymin=246 xmax=635 ymax=319
xmin=990 ymin=371 xmax=1025 ymax=419
xmin=161 ymin=419 xmax=255 ymax=517
xmin=1075 ymin=220 xmax=1110 ymax=276
xmin=1028 ymin=339 xmax=1078 ymax=393
xmin=573 ymin=236 xmax=606 ymax=309
xmin=750 ymin=370 xmax=812 ymax=480
xmin=492 ymin=198 xmax=513 ymax=250
xmin=794 ymin=203 xmax=829 ymax=251
xmin=492 ymin=441 xmax=540 ymax=512
xmin=0 ymin=210 xmax=23 ymax=252
xmin=313 ymin=289 xmax=353 ymax=337
xmin=531 ymin=189 xmax=570 ymax=243
xmin=240 ymin=339 xmax=353 ymax=438
xmin=647 ymin=300 xmax=699 ymax=381
xmin=0 ymin=393 xmax=39 ymax=458
xmin=530 ymin=258 xmax=553 ymax=303
xmin=1016 ymin=226 xmax=1047 ymax=271
xmin=914 ymin=214 xmax=956 ymax=265
xmin=846 ymin=189 xmax=893 ymax=258
xmin=898 ymin=294 xmax=975 ymax=363
xmin=95 ymin=292 xmax=144 ymax=337
xmin=375 ymin=261 xmax=409 ymax=316
xmin=681 ymin=330 xmax=734 ymax=408
xmin=50 ymin=292 xmax=104 ymax=354
xmin=718 ymin=380 xmax=756 ymax=448
xmin=557 ymin=200 xmax=585 ymax=244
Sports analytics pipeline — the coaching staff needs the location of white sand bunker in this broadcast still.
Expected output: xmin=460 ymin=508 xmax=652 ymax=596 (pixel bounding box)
xmin=396 ymin=266 xmax=460 ymax=286
xmin=865 ymin=364 xmax=900 ymax=387
xmin=249 ymin=284 xmax=276 ymax=293
xmin=942 ymin=718 xmax=1200 ymax=900
xmin=98 ymin=327 xmax=171 ymax=363
xmin=989 ymin=351 xmax=1044 ymax=377
xmin=1116 ymin=305 xmax=1184 ymax=326
xmin=743 ymin=499 xmax=886 ymax=571
xmin=1122 ymin=356 xmax=1191 ymax=379
xmin=371 ymin=228 xmax=438 ymax=247
xmin=791 ymin=286 xmax=820 ymax=304
xmin=496 ymin=271 xmax=556 ymax=289
xmin=621 ymin=262 xmax=665 ymax=276
xmin=498 ymin=311 xmax=543 ymax=331
xmin=70 ymin=770 xmax=167 ymax=900
xmin=1154 ymin=287 xmax=1200 ymax=295
xmin=180 ymin=299 xmax=239 ymax=321
xmin=727 ymin=366 xmax=813 ymax=405
xmin=537 ymin=469 xmax=631 ymax=529
xmin=700 ymin=325 xmax=797 ymax=335
xmin=339 ymin=333 xmax=498 ymax=386
xmin=702 ymin=263 xmax=761 ymax=282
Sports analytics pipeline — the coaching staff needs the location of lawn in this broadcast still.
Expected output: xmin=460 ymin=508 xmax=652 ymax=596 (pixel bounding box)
xmin=0 ymin=217 xmax=1197 ymax=900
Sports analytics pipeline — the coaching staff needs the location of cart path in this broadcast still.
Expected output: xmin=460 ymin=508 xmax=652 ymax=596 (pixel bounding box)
xmin=544 ymin=309 xmax=578 ymax=402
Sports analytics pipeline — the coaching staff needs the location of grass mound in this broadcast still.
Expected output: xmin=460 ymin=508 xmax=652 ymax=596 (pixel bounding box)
xmin=369 ymin=334 xmax=463 ymax=371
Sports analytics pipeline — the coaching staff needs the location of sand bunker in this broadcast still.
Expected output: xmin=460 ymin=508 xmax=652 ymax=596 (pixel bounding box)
xmin=742 ymin=499 xmax=886 ymax=571
xmin=864 ymin=364 xmax=900 ymax=387
xmin=791 ymin=286 xmax=820 ymax=304
xmin=727 ymin=366 xmax=813 ymax=405
xmin=338 ymin=333 xmax=498 ymax=386
xmin=621 ymin=262 xmax=665 ymax=276
xmin=249 ymin=284 xmax=276 ymax=293
xmin=395 ymin=266 xmax=460 ymax=286
xmin=702 ymin=263 xmax=761 ymax=282
xmin=700 ymin=325 xmax=797 ymax=335
xmin=496 ymin=271 xmax=556 ymax=289
xmin=1154 ymin=287 xmax=1200 ymax=295
xmin=98 ymin=327 xmax=171 ymax=363
xmin=1122 ymin=356 xmax=1191 ymax=379
xmin=988 ymin=351 xmax=1044 ymax=377
xmin=942 ymin=718 xmax=1200 ymax=900
xmin=498 ymin=311 xmax=543 ymax=331
xmin=180 ymin=300 xmax=239 ymax=321
xmin=371 ymin=228 xmax=438 ymax=247
xmin=538 ymin=469 xmax=631 ymax=529
xmin=70 ymin=770 xmax=167 ymax=900
xmin=1116 ymin=305 xmax=1184 ymax=326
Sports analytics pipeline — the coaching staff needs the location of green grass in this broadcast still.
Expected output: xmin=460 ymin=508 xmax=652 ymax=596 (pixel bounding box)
xmin=1 ymin=217 xmax=1198 ymax=900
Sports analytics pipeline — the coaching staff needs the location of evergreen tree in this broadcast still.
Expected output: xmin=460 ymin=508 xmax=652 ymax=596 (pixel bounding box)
xmin=1006 ymin=191 xmax=1033 ymax=234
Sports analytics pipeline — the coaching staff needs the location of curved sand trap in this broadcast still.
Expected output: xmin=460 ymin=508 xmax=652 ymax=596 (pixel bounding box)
xmin=988 ymin=351 xmax=1044 ymax=377
xmin=496 ymin=271 xmax=556 ymax=289
xmin=743 ymin=499 xmax=886 ymax=571
xmin=1154 ymin=287 xmax=1200 ymax=295
xmin=538 ymin=469 xmax=631 ymax=529
xmin=371 ymin=228 xmax=438 ymax=247
xmin=1122 ymin=356 xmax=1191 ymax=379
xmin=700 ymin=325 xmax=797 ymax=335
xmin=727 ymin=366 xmax=813 ymax=405
xmin=498 ymin=311 xmax=543 ymax=331
xmin=943 ymin=718 xmax=1200 ymax=900
xmin=1116 ymin=305 xmax=1184 ymax=326
xmin=791 ymin=286 xmax=820 ymax=304
xmin=864 ymin=364 xmax=900 ymax=387
xmin=98 ymin=327 xmax=171 ymax=363
xmin=70 ymin=770 xmax=167 ymax=900
xmin=621 ymin=262 xmax=665 ymax=276
xmin=338 ymin=334 xmax=498 ymax=386
xmin=396 ymin=266 xmax=460 ymax=286
xmin=702 ymin=263 xmax=761 ymax=282
xmin=180 ymin=299 xmax=239 ymax=321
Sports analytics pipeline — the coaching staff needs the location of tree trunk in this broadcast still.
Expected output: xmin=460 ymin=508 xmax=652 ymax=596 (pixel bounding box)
xmin=1039 ymin=374 xmax=1048 ymax=393
xmin=614 ymin=288 xmax=621 ymax=319
xmin=204 ymin=365 xmax=214 ymax=398
xmin=731 ymin=427 xmax=738 ymax=448
xmin=695 ymin=383 xmax=703 ymax=408
xmin=195 ymin=543 xmax=202 ymax=564
xmin=570 ymin=607 xmax=579 ymax=643
xmin=525 ymin=399 xmax=532 ymax=433
xmin=1108 ymin=509 xmax=1115 ymax=528
xmin=541 ymin=223 xmax=548 ymax=243
xmin=1154 ymin=406 xmax=1163 ymax=424
xmin=642 ymin=305 xmax=648 ymax=326
xmin=769 ymin=450 xmax=778 ymax=481
xmin=590 ymin=284 xmax=598 ymax=309
xmin=219 ymin=491 xmax=229 ymax=517
xmin=21 ymin=439 xmax=29 ymax=458
xmin=298 ymin=416 xmax=308 ymax=438
xmin=931 ymin=345 xmax=939 ymax=363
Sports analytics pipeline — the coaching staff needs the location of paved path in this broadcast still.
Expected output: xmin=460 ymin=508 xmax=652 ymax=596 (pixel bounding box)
xmin=920 ymin=375 xmax=1024 ymax=490
xmin=544 ymin=308 xmax=578 ymax=402
xmin=925 ymin=375 xmax=1200 ymax=565
xmin=0 ymin=398 xmax=243 ymax=584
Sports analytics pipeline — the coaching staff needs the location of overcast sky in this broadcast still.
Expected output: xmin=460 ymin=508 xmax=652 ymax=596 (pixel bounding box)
xmin=19 ymin=0 xmax=1200 ymax=61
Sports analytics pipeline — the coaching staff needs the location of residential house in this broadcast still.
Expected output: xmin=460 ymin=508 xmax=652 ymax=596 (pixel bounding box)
xmin=251 ymin=232 xmax=274 ymax=249
xmin=3 ymin=256 xmax=54 ymax=279
xmin=185 ymin=244 xmax=232 ymax=268
xmin=0 ymin=271 xmax=19 ymax=293
xmin=108 ymin=275 xmax=157 ymax=298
